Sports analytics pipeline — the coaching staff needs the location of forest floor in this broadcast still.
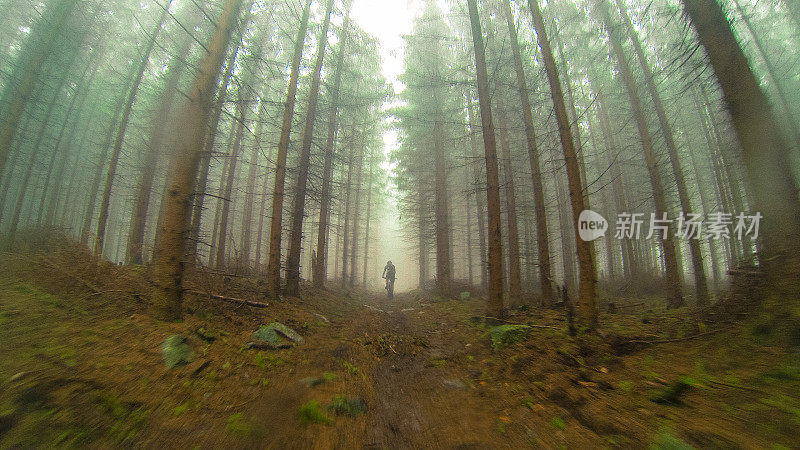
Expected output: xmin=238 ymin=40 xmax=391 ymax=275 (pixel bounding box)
xmin=1 ymin=239 xmax=799 ymax=448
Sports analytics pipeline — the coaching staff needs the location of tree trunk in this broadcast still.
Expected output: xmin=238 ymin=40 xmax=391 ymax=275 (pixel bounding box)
xmin=466 ymin=92 xmax=488 ymax=288
xmin=585 ymin=103 xmax=618 ymax=280
xmin=680 ymin=113 xmax=722 ymax=290
xmin=682 ymin=0 xmax=800 ymax=310
xmin=254 ymin=137 xmax=275 ymax=271
xmin=59 ymin=112 xmax=96 ymax=229
xmin=285 ymin=0 xmax=334 ymax=297
xmin=209 ymin=124 xmax=236 ymax=264
xmin=265 ymin=0 xmax=312 ymax=297
xmin=38 ymin=60 xmax=96 ymax=227
xmin=731 ymin=0 xmax=800 ymax=149
xmin=467 ymin=0 xmax=504 ymax=318
xmin=615 ymin=0 xmax=709 ymax=305
xmin=189 ymin=41 xmax=242 ymax=264
xmin=241 ymin=95 xmax=269 ymax=271
xmin=595 ymin=89 xmax=637 ymax=278
xmin=362 ymin=148 xmax=374 ymax=286
xmin=151 ymin=0 xmax=244 ymax=321
xmin=94 ymin=3 xmax=170 ymax=258
xmin=349 ymin=145 xmax=364 ymax=288
xmin=433 ymin=109 xmax=452 ymax=296
xmin=0 ymin=0 xmax=79 ymax=177
xmin=495 ymin=92 xmax=523 ymax=300
xmin=595 ymin=0 xmax=683 ymax=308
xmin=126 ymin=31 xmax=192 ymax=265
xmin=528 ymin=0 xmax=597 ymax=327
xmin=5 ymin=60 xmax=74 ymax=241
xmin=417 ymin=190 xmax=429 ymax=287
xmin=79 ymin=77 xmax=129 ymax=246
xmin=699 ymin=83 xmax=750 ymax=261
xmin=214 ymin=88 xmax=248 ymax=270
xmin=340 ymin=144 xmax=356 ymax=288
xmin=313 ymin=17 xmax=350 ymax=287
xmin=503 ymin=0 xmax=553 ymax=303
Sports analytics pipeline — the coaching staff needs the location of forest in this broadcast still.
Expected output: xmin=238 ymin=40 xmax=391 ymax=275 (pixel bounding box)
xmin=0 ymin=0 xmax=799 ymax=447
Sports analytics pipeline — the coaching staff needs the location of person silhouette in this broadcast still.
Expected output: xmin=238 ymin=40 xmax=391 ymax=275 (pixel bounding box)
xmin=382 ymin=260 xmax=396 ymax=299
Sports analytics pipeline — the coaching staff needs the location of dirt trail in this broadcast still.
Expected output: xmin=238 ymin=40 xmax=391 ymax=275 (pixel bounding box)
xmin=343 ymin=292 xmax=531 ymax=449
xmin=361 ymin=293 xmax=469 ymax=448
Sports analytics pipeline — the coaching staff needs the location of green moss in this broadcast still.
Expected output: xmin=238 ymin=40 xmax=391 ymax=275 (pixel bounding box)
xmin=549 ymin=417 xmax=566 ymax=430
xmin=340 ymin=360 xmax=360 ymax=376
xmin=297 ymin=401 xmax=333 ymax=425
xmin=430 ymin=358 xmax=446 ymax=368
xmin=618 ymin=380 xmax=635 ymax=393
xmin=486 ymin=324 xmax=531 ymax=350
xmin=97 ymin=393 xmax=150 ymax=443
xmin=649 ymin=427 xmax=693 ymax=450
xmin=226 ymin=412 xmax=253 ymax=436
xmin=254 ymin=351 xmax=285 ymax=370
xmin=173 ymin=403 xmax=191 ymax=416
xmin=327 ymin=395 xmax=367 ymax=416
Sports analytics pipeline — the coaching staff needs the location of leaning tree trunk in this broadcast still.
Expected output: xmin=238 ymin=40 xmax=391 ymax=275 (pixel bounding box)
xmin=189 ymin=40 xmax=242 ymax=265
xmin=94 ymin=2 xmax=170 ymax=258
xmin=0 ymin=0 xmax=79 ymax=177
xmin=5 ymin=59 xmax=75 ymax=242
xmin=682 ymin=0 xmax=800 ymax=310
xmin=151 ymin=0 xmax=244 ymax=321
xmin=615 ymin=0 xmax=709 ymax=305
xmin=79 ymin=73 xmax=130 ymax=246
xmin=314 ymin=1 xmax=352 ymax=288
xmin=265 ymin=0 xmax=312 ymax=297
xmin=126 ymin=32 xmax=193 ymax=265
xmin=503 ymin=0 xmax=553 ymax=303
xmin=731 ymin=0 xmax=800 ymax=149
xmin=38 ymin=61 xmax=96 ymax=227
xmin=699 ymin=83 xmax=750 ymax=261
xmin=528 ymin=0 xmax=597 ymax=327
xmin=284 ymin=0 xmax=334 ymax=297
xmin=595 ymin=0 xmax=683 ymax=308
xmin=467 ymin=0 xmax=504 ymax=319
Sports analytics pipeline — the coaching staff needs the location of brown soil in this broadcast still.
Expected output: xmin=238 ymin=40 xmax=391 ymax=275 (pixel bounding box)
xmin=0 ymin=244 xmax=798 ymax=448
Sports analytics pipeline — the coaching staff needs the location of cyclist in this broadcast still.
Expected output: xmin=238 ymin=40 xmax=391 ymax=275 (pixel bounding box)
xmin=382 ymin=260 xmax=396 ymax=299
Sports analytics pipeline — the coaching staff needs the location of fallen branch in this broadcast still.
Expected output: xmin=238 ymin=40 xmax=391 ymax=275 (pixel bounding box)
xmin=184 ymin=289 xmax=268 ymax=308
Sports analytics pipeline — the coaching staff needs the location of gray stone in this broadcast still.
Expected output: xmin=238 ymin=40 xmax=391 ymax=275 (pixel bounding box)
xmin=443 ymin=378 xmax=467 ymax=390
xmin=299 ymin=377 xmax=326 ymax=387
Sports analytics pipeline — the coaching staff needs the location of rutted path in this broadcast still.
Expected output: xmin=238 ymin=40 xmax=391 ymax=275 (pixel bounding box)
xmin=352 ymin=292 xmax=532 ymax=449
